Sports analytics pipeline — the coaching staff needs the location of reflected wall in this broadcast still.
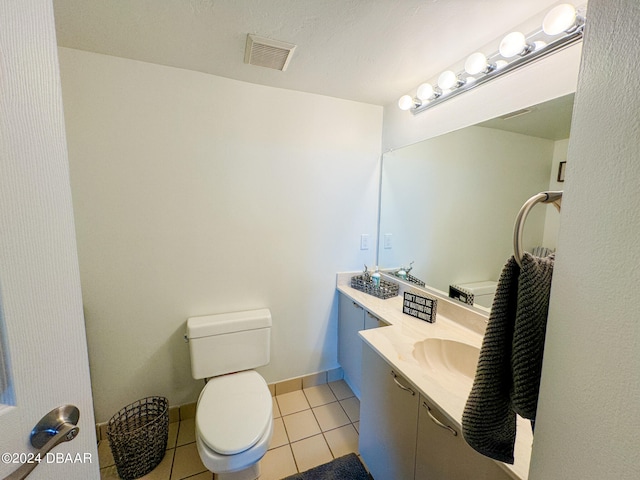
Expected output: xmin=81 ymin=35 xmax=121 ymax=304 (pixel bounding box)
xmin=378 ymin=124 xmax=563 ymax=296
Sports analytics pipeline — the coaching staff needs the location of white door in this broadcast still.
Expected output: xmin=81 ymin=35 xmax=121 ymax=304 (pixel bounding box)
xmin=0 ymin=1 xmax=99 ymax=479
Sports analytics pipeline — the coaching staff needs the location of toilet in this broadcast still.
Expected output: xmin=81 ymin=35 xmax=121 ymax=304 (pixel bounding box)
xmin=186 ymin=309 xmax=273 ymax=480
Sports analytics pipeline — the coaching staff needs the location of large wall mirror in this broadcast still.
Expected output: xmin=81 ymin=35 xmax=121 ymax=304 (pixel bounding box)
xmin=377 ymin=93 xmax=574 ymax=311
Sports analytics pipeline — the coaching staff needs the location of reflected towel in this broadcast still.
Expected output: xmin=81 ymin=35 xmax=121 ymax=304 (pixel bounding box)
xmin=461 ymin=253 xmax=554 ymax=464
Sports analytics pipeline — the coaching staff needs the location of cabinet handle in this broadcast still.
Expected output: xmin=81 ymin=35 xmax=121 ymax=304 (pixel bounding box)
xmin=352 ymin=302 xmax=364 ymax=310
xmin=366 ymin=312 xmax=379 ymax=321
xmin=390 ymin=371 xmax=415 ymax=396
xmin=422 ymin=401 xmax=457 ymax=436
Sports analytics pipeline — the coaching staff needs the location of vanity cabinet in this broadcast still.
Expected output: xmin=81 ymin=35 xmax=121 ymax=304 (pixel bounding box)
xmin=337 ymin=292 xmax=388 ymax=397
xmin=416 ymin=397 xmax=512 ymax=480
xmin=360 ymin=341 xmax=513 ymax=480
xmin=359 ymin=342 xmax=419 ymax=480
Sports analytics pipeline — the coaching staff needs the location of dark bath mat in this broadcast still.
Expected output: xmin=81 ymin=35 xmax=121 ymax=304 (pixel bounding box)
xmin=281 ymin=453 xmax=370 ymax=480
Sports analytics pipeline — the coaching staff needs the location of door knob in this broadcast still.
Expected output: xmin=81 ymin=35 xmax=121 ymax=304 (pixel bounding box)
xmin=3 ymin=405 xmax=80 ymax=480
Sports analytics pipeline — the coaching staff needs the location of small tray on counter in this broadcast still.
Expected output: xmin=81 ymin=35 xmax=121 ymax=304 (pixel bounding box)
xmin=390 ymin=272 xmax=426 ymax=287
xmin=351 ymin=275 xmax=399 ymax=300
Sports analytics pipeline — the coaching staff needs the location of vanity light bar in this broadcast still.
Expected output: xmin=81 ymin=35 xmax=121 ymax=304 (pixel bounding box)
xmin=399 ymin=3 xmax=586 ymax=115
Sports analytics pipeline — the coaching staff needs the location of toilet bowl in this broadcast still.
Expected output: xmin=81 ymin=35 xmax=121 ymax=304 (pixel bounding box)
xmin=186 ymin=309 xmax=273 ymax=480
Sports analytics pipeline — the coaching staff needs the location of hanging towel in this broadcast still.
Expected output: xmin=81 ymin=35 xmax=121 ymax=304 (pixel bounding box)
xmin=461 ymin=252 xmax=554 ymax=464
xmin=512 ymin=252 xmax=555 ymax=419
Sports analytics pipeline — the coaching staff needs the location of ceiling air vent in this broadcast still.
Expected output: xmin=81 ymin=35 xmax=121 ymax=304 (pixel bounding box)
xmin=244 ymin=34 xmax=297 ymax=71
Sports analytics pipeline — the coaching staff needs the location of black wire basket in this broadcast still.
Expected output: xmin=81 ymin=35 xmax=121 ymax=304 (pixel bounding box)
xmin=351 ymin=275 xmax=399 ymax=299
xmin=106 ymin=396 xmax=169 ymax=480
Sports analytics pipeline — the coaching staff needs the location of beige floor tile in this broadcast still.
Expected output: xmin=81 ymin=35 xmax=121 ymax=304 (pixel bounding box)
xmin=180 ymin=402 xmax=197 ymax=421
xmin=183 ymin=473 xmax=212 ymax=480
xmin=324 ymin=424 xmax=359 ymax=458
xmin=100 ymin=465 xmax=121 ymax=480
xmin=275 ymin=378 xmax=302 ymax=395
xmin=328 ymin=380 xmax=354 ymax=400
xmin=353 ymin=421 xmax=360 ymax=433
xmin=169 ymin=406 xmax=180 ymax=424
xmin=276 ymin=390 xmax=310 ymax=416
xmin=167 ymin=421 xmax=179 ymax=449
xmin=98 ymin=440 xmax=115 ymax=468
xmin=303 ymin=384 xmax=337 ymax=408
xmin=312 ymin=402 xmax=350 ymax=432
xmin=269 ymin=417 xmax=289 ymax=450
xmin=138 ymin=450 xmax=174 ymax=480
xmin=176 ymin=418 xmax=196 ymax=446
xmin=171 ymin=443 xmax=207 ymax=480
xmin=302 ymin=372 xmax=327 ymax=388
xmin=290 ymin=434 xmax=333 ymax=473
xmin=339 ymin=396 xmax=360 ymax=423
xmin=282 ymin=409 xmax=321 ymax=442
xmin=258 ymin=445 xmax=298 ymax=480
xmin=272 ymin=397 xmax=281 ymax=419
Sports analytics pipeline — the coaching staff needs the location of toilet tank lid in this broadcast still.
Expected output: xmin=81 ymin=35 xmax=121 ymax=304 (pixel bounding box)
xmin=186 ymin=308 xmax=272 ymax=339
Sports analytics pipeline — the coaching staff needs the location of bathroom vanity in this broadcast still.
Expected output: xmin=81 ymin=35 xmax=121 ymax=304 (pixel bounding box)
xmin=336 ymin=273 xmax=533 ymax=480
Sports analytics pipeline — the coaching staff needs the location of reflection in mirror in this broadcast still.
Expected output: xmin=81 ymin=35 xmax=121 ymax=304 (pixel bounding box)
xmin=378 ymin=94 xmax=574 ymax=311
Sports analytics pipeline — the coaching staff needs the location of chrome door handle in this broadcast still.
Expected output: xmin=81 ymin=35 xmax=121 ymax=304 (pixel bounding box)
xmin=3 ymin=405 xmax=80 ymax=480
xmin=422 ymin=401 xmax=457 ymax=436
xmin=390 ymin=370 xmax=415 ymax=395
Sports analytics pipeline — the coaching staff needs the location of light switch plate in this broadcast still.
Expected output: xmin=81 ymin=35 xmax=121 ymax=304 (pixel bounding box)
xmin=384 ymin=233 xmax=392 ymax=249
xmin=360 ymin=234 xmax=369 ymax=250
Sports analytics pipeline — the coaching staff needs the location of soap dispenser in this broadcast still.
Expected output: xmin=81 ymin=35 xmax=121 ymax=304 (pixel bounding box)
xmin=372 ymin=266 xmax=381 ymax=287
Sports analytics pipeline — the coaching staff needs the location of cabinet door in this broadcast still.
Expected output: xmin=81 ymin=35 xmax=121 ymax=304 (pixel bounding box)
xmin=415 ymin=396 xmax=512 ymax=480
xmin=338 ymin=293 xmax=365 ymax=396
xmin=360 ymin=343 xmax=419 ymax=480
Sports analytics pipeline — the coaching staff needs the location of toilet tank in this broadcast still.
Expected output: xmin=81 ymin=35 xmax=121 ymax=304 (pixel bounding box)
xmin=186 ymin=309 xmax=271 ymax=380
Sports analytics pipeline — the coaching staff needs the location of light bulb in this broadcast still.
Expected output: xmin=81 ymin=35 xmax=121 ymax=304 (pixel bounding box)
xmin=464 ymin=52 xmax=489 ymax=75
xmin=437 ymin=70 xmax=459 ymax=90
xmin=398 ymin=95 xmax=414 ymax=111
xmin=416 ymin=83 xmax=435 ymax=101
xmin=543 ymin=4 xmax=577 ymax=35
xmin=534 ymin=40 xmax=547 ymax=51
xmin=499 ymin=31 xmax=527 ymax=58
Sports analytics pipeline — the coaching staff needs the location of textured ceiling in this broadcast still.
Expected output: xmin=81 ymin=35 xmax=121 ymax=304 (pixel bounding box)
xmin=53 ymin=0 xmax=564 ymax=106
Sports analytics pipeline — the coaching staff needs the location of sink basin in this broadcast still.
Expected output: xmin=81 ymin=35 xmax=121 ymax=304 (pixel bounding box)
xmin=412 ymin=338 xmax=480 ymax=389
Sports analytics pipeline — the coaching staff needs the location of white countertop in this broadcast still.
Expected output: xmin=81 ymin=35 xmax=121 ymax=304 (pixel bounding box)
xmin=336 ymin=272 xmax=533 ymax=480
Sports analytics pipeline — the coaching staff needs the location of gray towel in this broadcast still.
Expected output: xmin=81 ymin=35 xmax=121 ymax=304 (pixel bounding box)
xmin=462 ymin=252 xmax=554 ymax=464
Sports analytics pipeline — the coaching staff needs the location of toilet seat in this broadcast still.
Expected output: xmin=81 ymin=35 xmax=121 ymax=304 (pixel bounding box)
xmin=196 ymin=370 xmax=272 ymax=455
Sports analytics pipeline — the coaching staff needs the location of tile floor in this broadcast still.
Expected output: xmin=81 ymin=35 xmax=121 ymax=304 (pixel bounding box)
xmin=98 ymin=380 xmax=361 ymax=480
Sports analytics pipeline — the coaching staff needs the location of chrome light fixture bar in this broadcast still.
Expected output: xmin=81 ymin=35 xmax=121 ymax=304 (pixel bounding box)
xmin=399 ymin=3 xmax=586 ymax=115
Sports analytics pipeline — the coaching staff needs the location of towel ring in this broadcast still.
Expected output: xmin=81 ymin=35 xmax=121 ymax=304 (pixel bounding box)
xmin=513 ymin=191 xmax=562 ymax=267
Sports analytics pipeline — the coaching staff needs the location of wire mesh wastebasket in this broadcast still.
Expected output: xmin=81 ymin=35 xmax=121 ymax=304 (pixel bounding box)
xmin=106 ymin=396 xmax=169 ymax=480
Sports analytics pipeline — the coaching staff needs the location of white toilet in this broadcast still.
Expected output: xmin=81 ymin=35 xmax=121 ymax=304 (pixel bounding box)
xmin=186 ymin=309 xmax=273 ymax=480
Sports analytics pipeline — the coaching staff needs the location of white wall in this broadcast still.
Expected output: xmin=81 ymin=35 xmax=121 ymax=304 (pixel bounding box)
xmin=530 ymin=0 xmax=640 ymax=478
xmin=379 ymin=126 xmax=554 ymax=292
xmin=58 ymin=48 xmax=382 ymax=422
